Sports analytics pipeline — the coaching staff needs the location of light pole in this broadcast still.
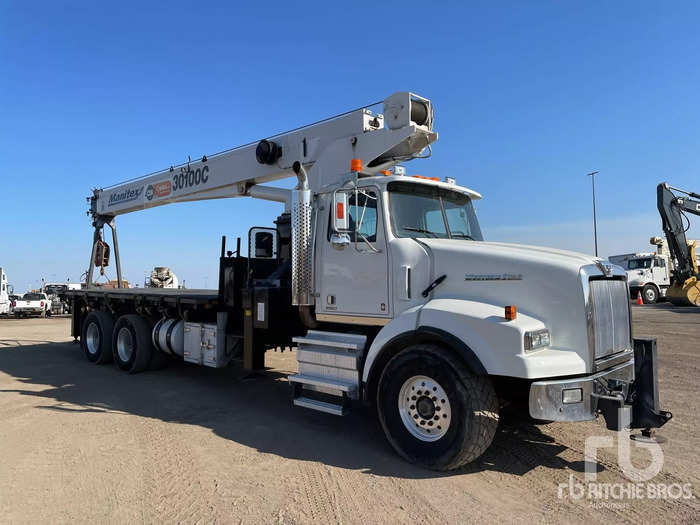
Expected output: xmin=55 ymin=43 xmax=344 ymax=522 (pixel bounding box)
xmin=587 ymin=171 xmax=600 ymax=257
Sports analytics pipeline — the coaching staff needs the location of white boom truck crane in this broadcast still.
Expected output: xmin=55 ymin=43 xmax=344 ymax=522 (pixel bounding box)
xmin=67 ymin=92 xmax=671 ymax=470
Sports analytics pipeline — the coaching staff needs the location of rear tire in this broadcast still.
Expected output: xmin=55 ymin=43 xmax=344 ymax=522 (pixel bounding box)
xmin=112 ymin=314 xmax=153 ymax=373
xmin=377 ymin=344 xmax=499 ymax=471
xmin=642 ymin=284 xmax=659 ymax=304
xmin=81 ymin=311 xmax=114 ymax=364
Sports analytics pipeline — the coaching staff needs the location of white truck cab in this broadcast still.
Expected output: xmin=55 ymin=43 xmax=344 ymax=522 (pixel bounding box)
xmin=609 ymin=252 xmax=670 ymax=304
xmin=609 ymin=235 xmax=700 ymax=304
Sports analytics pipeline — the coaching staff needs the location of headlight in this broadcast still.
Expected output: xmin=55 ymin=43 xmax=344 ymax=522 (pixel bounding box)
xmin=524 ymin=329 xmax=551 ymax=352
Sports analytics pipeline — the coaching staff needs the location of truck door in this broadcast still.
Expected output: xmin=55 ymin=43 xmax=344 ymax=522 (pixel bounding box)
xmin=653 ymin=256 xmax=670 ymax=286
xmin=316 ymin=187 xmax=390 ymax=323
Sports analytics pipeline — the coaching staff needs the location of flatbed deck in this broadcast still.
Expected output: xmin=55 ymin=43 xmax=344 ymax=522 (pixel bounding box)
xmin=67 ymin=287 xmax=219 ymax=305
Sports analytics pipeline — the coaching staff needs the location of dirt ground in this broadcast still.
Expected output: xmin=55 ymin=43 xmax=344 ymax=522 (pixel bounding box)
xmin=0 ymin=306 xmax=698 ymax=524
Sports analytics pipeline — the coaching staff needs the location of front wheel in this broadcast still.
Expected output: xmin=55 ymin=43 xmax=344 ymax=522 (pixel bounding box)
xmin=642 ymin=284 xmax=659 ymax=304
xmin=377 ymin=344 xmax=499 ymax=471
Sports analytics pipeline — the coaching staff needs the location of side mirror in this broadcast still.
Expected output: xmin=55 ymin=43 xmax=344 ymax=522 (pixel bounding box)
xmin=333 ymin=191 xmax=349 ymax=232
xmin=249 ymin=228 xmax=278 ymax=259
xmin=330 ymin=232 xmax=351 ymax=250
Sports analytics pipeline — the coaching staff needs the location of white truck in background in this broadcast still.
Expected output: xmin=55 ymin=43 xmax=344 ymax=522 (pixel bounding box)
xmin=43 ymin=282 xmax=81 ymax=314
xmin=609 ymin=236 xmax=699 ymax=304
xmin=67 ymin=91 xmax=672 ymax=470
xmin=0 ymin=268 xmax=9 ymax=315
xmin=14 ymin=292 xmax=51 ymax=318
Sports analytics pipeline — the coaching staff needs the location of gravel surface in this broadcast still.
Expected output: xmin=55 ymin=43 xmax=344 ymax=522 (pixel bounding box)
xmin=0 ymin=307 xmax=697 ymax=524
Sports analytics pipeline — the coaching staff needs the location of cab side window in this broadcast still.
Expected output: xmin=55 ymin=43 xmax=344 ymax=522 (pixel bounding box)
xmin=655 ymin=257 xmax=665 ymax=268
xmin=328 ymin=190 xmax=378 ymax=242
xmin=349 ymin=190 xmax=377 ymax=242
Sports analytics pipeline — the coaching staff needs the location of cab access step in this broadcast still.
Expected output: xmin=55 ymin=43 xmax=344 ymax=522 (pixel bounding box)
xmin=288 ymin=330 xmax=367 ymax=416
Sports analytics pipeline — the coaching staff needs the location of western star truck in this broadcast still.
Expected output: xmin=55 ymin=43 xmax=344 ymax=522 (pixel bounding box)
xmin=67 ymin=92 xmax=671 ymax=470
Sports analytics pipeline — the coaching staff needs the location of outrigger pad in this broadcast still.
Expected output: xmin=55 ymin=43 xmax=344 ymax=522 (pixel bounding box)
xmin=628 ymin=338 xmax=673 ymax=429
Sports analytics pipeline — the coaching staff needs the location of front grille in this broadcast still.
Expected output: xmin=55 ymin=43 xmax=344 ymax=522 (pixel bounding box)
xmin=590 ymin=279 xmax=631 ymax=359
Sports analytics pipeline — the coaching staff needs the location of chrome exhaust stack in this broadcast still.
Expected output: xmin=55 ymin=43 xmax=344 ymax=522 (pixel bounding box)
xmin=291 ymin=161 xmax=314 ymax=306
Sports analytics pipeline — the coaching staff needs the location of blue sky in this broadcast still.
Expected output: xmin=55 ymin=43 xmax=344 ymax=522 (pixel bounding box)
xmin=2 ymin=2 xmax=699 ymax=291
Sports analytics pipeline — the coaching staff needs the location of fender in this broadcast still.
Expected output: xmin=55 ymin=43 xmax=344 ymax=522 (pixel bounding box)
xmin=361 ymin=304 xmax=488 ymax=402
xmin=362 ymin=298 xmax=586 ymax=401
xmin=362 ymin=325 xmax=487 ymax=402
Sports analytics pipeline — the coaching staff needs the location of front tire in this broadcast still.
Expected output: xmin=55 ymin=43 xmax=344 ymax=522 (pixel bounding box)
xmin=81 ymin=311 xmax=114 ymax=364
xmin=112 ymin=314 xmax=153 ymax=373
xmin=642 ymin=284 xmax=659 ymax=304
xmin=377 ymin=344 xmax=499 ymax=471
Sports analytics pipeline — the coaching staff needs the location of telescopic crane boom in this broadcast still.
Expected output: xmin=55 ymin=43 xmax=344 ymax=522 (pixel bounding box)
xmin=84 ymin=92 xmax=437 ymax=288
xmin=657 ymin=182 xmax=700 ymax=305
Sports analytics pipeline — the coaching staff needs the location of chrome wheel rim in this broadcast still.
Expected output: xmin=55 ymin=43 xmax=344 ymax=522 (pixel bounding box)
xmin=645 ymin=288 xmax=656 ymax=302
xmin=86 ymin=322 xmax=100 ymax=355
xmin=116 ymin=327 xmax=134 ymax=363
xmin=398 ymin=375 xmax=452 ymax=442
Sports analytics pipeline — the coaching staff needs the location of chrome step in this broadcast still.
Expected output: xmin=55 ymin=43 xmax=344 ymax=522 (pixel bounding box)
xmin=289 ymin=330 xmax=367 ymax=415
xmin=293 ymin=330 xmax=367 ymax=351
xmin=293 ymin=396 xmax=347 ymax=416
xmin=287 ymin=373 xmax=357 ymax=395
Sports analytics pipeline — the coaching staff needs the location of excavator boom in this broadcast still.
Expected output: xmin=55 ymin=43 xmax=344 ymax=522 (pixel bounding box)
xmin=657 ymin=182 xmax=700 ymax=305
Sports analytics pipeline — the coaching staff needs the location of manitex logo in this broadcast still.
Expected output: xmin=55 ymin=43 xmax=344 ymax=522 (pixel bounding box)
xmin=108 ymin=186 xmax=144 ymax=207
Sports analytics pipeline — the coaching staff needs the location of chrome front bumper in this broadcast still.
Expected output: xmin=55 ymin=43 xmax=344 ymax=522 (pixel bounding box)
xmin=529 ymin=338 xmax=673 ymax=432
xmin=529 ymin=358 xmax=635 ymax=422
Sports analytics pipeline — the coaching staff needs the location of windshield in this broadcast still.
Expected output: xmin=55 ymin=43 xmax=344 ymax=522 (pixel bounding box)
xmin=44 ymin=285 xmax=66 ymax=295
xmin=388 ymin=181 xmax=483 ymax=240
xmin=628 ymin=258 xmax=652 ymax=269
xmin=24 ymin=293 xmax=44 ymax=301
